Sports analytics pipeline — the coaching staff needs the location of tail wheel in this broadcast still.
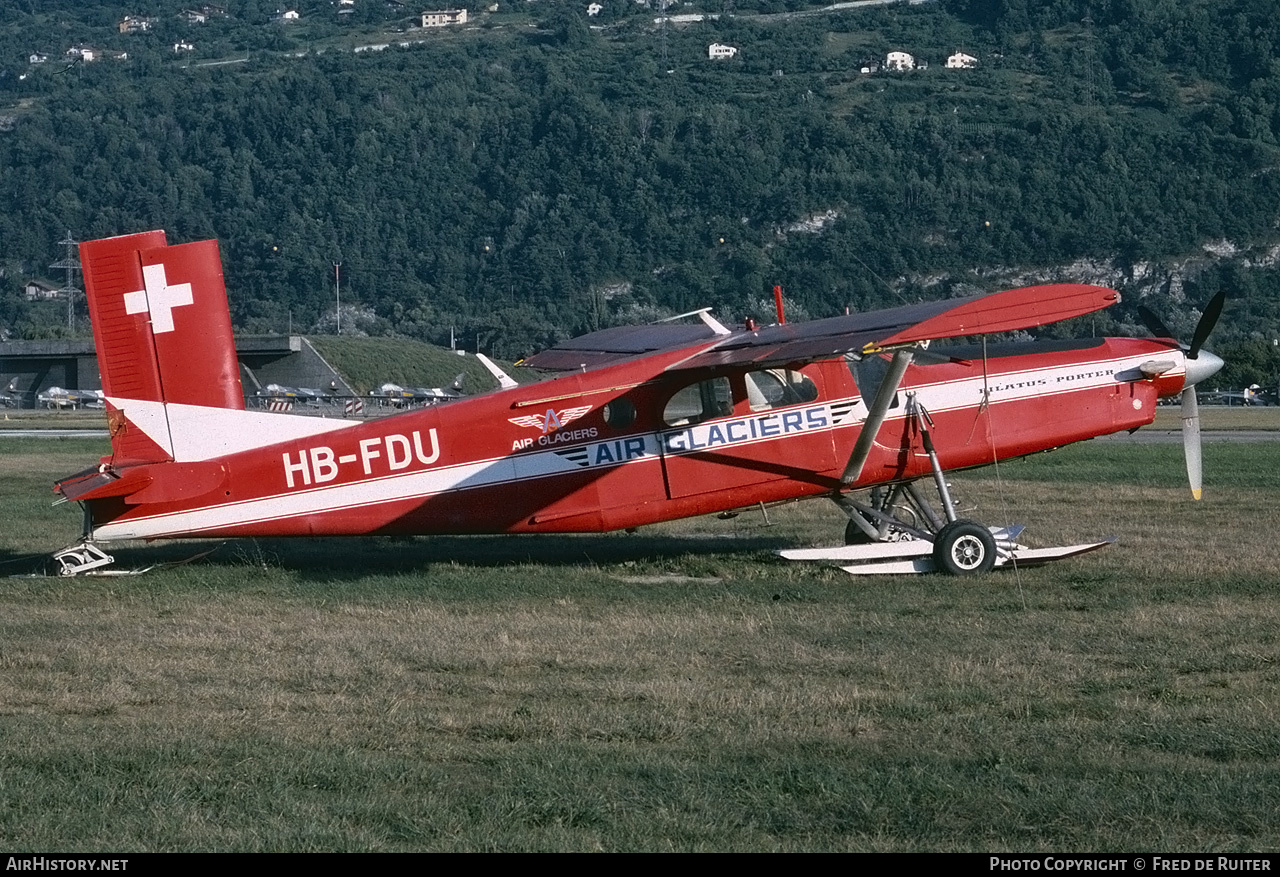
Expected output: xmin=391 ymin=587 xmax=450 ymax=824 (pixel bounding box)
xmin=932 ymin=520 xmax=997 ymax=576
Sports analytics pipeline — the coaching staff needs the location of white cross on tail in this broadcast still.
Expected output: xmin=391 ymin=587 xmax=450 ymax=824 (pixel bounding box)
xmin=123 ymin=263 xmax=194 ymax=334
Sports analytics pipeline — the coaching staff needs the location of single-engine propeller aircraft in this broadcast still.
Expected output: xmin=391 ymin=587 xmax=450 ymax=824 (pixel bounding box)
xmin=50 ymin=231 xmax=1225 ymax=576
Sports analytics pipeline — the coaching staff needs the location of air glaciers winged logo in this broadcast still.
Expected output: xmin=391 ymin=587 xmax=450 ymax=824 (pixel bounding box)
xmin=509 ymin=405 xmax=592 ymax=433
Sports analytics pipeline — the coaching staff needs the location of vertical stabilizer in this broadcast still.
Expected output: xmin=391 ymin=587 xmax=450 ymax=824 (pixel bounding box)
xmin=81 ymin=231 xmax=245 ymax=464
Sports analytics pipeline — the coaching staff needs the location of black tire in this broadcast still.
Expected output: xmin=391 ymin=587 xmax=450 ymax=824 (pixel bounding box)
xmin=932 ymin=520 xmax=997 ymax=576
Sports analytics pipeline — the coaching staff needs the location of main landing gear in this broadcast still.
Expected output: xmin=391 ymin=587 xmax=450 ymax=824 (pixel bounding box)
xmin=782 ymin=397 xmax=1111 ymax=576
xmin=827 ymin=478 xmax=1003 ymax=576
xmin=832 ymin=395 xmax=999 ymax=576
xmin=778 ymin=478 xmax=1112 ymax=577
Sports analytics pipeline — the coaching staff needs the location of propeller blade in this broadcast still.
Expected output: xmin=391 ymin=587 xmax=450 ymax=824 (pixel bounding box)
xmin=1137 ymin=304 xmax=1176 ymax=340
xmin=1188 ymin=291 xmax=1226 ymax=359
xmin=1181 ymin=387 xmax=1203 ymax=500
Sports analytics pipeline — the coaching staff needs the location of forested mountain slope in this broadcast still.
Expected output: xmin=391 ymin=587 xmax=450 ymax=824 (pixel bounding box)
xmin=3 ymin=0 xmax=1280 ymax=384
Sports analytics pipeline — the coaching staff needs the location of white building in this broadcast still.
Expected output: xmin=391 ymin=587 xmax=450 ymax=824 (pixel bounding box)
xmin=587 ymin=3 xmax=602 ymax=14
xmin=24 ymin=280 xmax=60 ymax=301
xmin=422 ymin=9 xmax=467 ymax=26
xmin=708 ymin=43 xmax=737 ymax=60
xmin=946 ymin=51 xmax=978 ymax=69
xmin=119 ymin=16 xmax=154 ymax=33
xmin=885 ymin=51 xmax=914 ymax=71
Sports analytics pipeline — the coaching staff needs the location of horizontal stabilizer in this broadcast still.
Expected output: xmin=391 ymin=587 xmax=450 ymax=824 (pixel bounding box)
xmin=476 ymin=353 xmax=519 ymax=389
xmin=108 ymin=398 xmax=359 ymax=462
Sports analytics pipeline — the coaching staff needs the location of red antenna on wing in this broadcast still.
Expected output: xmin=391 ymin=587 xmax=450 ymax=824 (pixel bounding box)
xmin=773 ymin=284 xmax=786 ymax=324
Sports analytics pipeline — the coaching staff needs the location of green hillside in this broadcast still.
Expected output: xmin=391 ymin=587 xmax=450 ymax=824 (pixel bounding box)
xmin=3 ymin=0 xmax=1280 ymax=389
xmin=307 ymin=335 xmax=515 ymax=396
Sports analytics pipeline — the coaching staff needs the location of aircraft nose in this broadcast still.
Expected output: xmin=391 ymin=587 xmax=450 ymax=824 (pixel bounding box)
xmin=1184 ymin=349 xmax=1224 ymax=389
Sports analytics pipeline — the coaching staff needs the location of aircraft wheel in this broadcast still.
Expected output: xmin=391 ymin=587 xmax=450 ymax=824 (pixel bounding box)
xmin=844 ymin=515 xmax=878 ymax=545
xmin=932 ymin=520 xmax=997 ymax=576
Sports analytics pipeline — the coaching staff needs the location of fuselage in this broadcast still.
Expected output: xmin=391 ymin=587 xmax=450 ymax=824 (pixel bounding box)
xmin=82 ymin=335 xmax=1188 ymax=543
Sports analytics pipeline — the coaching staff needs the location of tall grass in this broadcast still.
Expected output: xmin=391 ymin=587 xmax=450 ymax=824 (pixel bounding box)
xmin=1 ymin=436 xmax=1278 ymax=851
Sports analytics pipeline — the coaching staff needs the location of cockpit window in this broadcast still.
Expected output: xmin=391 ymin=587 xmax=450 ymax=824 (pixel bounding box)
xmin=745 ymin=369 xmax=818 ymax=412
xmin=602 ymin=398 xmax=636 ymax=429
xmin=663 ymin=376 xmax=732 ymax=426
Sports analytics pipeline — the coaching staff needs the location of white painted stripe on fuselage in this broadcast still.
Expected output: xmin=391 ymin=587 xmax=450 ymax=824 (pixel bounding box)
xmin=93 ymin=350 xmax=1173 ymax=540
xmin=108 ymin=397 xmax=361 ymax=461
xmin=92 ymin=432 xmax=667 ymax=540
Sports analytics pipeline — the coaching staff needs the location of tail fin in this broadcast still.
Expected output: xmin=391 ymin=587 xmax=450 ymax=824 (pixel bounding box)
xmin=81 ymin=231 xmax=244 ymax=464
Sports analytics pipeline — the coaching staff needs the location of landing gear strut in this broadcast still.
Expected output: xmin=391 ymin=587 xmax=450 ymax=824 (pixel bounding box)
xmin=833 ymin=395 xmax=997 ymax=576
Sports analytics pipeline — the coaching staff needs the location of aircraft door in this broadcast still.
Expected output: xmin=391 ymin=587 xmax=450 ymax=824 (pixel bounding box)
xmin=658 ymin=367 xmax=837 ymax=500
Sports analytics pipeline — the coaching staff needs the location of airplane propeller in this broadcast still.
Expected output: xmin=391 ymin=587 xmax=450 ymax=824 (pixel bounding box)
xmin=1188 ymin=290 xmax=1225 ymax=360
xmin=1136 ymin=304 xmax=1176 ymax=341
xmin=1140 ymin=292 xmax=1226 ymax=500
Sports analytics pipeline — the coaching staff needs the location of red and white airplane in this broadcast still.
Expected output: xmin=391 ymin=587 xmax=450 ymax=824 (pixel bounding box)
xmin=51 ymin=230 xmax=1224 ymax=576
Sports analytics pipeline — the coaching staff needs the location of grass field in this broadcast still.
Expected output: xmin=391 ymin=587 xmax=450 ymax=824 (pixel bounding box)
xmin=1 ymin=434 xmax=1279 ymax=851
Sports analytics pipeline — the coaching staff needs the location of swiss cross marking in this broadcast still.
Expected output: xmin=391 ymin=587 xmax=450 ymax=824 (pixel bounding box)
xmin=123 ymin=263 xmax=194 ymax=334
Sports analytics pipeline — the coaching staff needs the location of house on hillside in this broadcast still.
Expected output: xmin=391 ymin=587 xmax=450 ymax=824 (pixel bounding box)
xmin=25 ymin=280 xmax=60 ymax=301
xmin=708 ymin=43 xmax=737 ymax=60
xmin=28 ymin=52 xmax=49 ymax=64
xmin=119 ymin=16 xmax=155 ymax=33
xmin=66 ymin=46 xmax=125 ymax=62
xmin=272 ymin=10 xmax=301 ymax=22
xmin=885 ymin=50 xmax=914 ymax=71
xmin=421 ymin=9 xmax=467 ymax=26
xmin=587 ymin=3 xmax=602 ymax=14
xmin=183 ymin=5 xmax=227 ymax=21
xmin=946 ymin=51 xmax=978 ymax=68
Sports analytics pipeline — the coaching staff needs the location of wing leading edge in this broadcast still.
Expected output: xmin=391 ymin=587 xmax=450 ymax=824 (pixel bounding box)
xmin=675 ymin=283 xmax=1120 ymax=371
xmin=521 ymin=284 xmax=1119 ymax=374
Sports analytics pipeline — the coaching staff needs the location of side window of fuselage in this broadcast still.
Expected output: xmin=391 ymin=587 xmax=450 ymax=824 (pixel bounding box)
xmin=663 ymin=376 xmax=732 ymax=426
xmin=745 ymin=369 xmax=819 ymax=411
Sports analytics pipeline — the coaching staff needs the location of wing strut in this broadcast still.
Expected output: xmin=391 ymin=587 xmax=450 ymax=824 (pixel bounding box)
xmin=841 ymin=348 xmax=914 ymax=486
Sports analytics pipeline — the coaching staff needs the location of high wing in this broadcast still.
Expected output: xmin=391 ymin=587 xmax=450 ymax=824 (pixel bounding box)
xmin=521 ymin=284 xmax=1119 ymax=373
xmin=520 ymin=324 xmax=718 ymax=371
